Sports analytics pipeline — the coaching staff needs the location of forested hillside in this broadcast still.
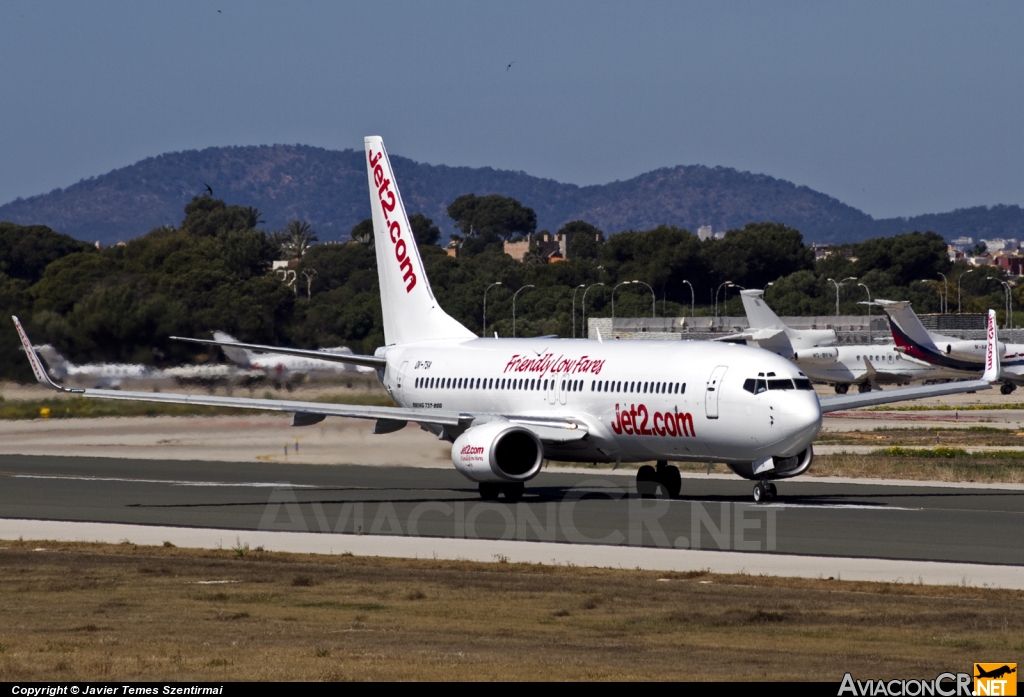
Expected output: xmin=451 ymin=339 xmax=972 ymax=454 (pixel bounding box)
xmin=5 ymin=144 xmax=1017 ymax=247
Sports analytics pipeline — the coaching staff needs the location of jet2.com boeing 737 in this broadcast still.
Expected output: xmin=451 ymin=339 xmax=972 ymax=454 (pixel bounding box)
xmin=12 ymin=136 xmax=1001 ymax=503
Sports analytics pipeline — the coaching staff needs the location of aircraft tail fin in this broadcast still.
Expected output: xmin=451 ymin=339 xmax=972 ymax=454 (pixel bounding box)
xmin=364 ymin=136 xmax=475 ymax=346
xmin=874 ymin=300 xmax=940 ymax=351
xmin=983 ymin=309 xmax=1001 ymax=382
xmin=740 ymin=290 xmax=787 ymax=330
xmin=212 ymin=331 xmax=253 ymax=367
xmin=34 ymin=344 xmax=71 ymax=379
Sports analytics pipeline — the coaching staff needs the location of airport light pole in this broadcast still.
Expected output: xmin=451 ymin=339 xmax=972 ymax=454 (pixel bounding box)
xmin=633 ymin=280 xmax=656 ymax=318
xmin=999 ymin=280 xmax=1012 ymax=333
xmin=957 ymin=269 xmax=974 ymax=314
xmin=682 ymin=280 xmax=694 ymax=320
xmin=571 ymin=283 xmax=585 ymax=338
xmin=512 ymin=284 xmax=534 ymax=338
xmin=483 ymin=282 xmax=502 ymax=337
xmin=937 ymin=272 xmax=948 ymax=314
xmin=714 ymin=281 xmax=734 ymax=318
xmin=611 ymin=280 xmax=634 ymax=322
xmin=582 ymin=282 xmax=604 ymax=338
xmin=858 ymin=283 xmax=872 ymax=344
xmin=827 ymin=277 xmax=857 ymax=317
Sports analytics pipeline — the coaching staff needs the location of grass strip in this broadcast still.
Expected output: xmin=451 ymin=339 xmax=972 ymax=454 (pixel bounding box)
xmin=0 ymin=540 xmax=1021 ymax=681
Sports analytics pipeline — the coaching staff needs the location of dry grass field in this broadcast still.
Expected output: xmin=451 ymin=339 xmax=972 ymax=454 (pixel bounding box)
xmin=0 ymin=541 xmax=1020 ymax=681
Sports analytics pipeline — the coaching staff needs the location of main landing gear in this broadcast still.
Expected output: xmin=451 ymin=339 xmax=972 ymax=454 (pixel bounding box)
xmin=834 ymin=383 xmax=849 ymax=395
xmin=857 ymin=383 xmax=873 ymax=394
xmin=752 ymin=480 xmax=777 ymax=503
xmin=478 ymin=482 xmax=524 ymax=502
xmin=1000 ymin=382 xmax=1017 ymax=395
xmin=635 ymin=460 xmax=682 ymax=498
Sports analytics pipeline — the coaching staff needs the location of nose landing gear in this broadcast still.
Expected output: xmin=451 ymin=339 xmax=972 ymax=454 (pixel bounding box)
xmin=752 ymin=480 xmax=777 ymax=503
xmin=635 ymin=460 xmax=682 ymax=498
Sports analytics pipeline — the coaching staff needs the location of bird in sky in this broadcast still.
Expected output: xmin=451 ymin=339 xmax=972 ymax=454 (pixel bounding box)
xmin=204 ymin=183 xmax=213 ymax=196
xmin=506 ymin=61 xmax=515 ymax=71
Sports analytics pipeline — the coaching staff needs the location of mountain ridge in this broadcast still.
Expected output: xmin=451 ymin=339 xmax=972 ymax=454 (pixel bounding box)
xmin=2 ymin=144 xmax=1024 ymax=246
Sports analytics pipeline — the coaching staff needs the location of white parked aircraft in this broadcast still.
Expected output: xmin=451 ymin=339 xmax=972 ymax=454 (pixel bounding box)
xmin=728 ymin=291 xmax=968 ymax=393
xmin=877 ymin=299 xmax=1024 ymax=394
xmin=719 ymin=289 xmax=836 ymax=356
xmin=12 ymin=136 xmax=999 ymax=503
xmin=213 ymin=331 xmax=373 ymax=389
xmin=33 ymin=344 xmax=169 ymax=389
xmin=792 ymin=343 xmax=970 ymax=394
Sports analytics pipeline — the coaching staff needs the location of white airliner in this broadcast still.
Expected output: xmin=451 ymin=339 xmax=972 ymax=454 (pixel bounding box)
xmin=213 ymin=331 xmax=374 ymax=389
xmin=11 ymin=136 xmax=1000 ymax=503
xmin=33 ymin=344 xmax=168 ymax=389
xmin=719 ymin=289 xmax=836 ymax=355
xmin=877 ymin=299 xmax=1024 ymax=394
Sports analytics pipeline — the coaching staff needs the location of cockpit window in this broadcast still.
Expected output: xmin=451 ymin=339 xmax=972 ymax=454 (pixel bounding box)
xmin=743 ymin=378 xmax=768 ymax=394
xmin=793 ymin=378 xmax=813 ymax=390
xmin=767 ymin=379 xmax=795 ymax=390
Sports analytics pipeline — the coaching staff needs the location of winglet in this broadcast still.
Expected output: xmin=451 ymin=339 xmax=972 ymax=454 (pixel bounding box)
xmin=11 ymin=316 xmax=76 ymax=392
xmin=982 ymin=309 xmax=1001 ymax=382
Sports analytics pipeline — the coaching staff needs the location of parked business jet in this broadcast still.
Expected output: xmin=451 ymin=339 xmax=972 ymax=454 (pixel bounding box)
xmin=877 ymin=299 xmax=1024 ymax=394
xmin=729 ymin=291 xmax=967 ymax=393
xmin=719 ymin=289 xmax=836 ymax=355
xmin=213 ymin=331 xmax=374 ymax=389
xmin=12 ymin=137 xmax=999 ymax=503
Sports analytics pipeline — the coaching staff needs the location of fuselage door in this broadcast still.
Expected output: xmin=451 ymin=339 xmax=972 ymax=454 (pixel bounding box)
xmin=546 ymin=375 xmax=557 ymax=404
xmin=396 ymin=360 xmax=409 ymax=391
xmin=558 ymin=375 xmax=568 ymax=405
xmin=705 ymin=365 xmax=728 ymax=419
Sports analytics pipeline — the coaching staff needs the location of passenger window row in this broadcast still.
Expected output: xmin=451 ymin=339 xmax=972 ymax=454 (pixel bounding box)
xmin=592 ymin=380 xmax=685 ymax=395
xmin=411 ymin=376 xmax=687 ymax=395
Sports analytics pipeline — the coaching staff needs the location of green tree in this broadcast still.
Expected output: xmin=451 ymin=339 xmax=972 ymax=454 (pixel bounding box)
xmin=280 ymin=220 xmax=319 ymax=259
xmin=409 ymin=214 xmax=441 ymax=246
xmin=557 ymin=220 xmax=603 ymax=260
xmin=447 ymin=194 xmax=537 ymax=256
xmin=350 ymin=218 xmax=374 ymax=246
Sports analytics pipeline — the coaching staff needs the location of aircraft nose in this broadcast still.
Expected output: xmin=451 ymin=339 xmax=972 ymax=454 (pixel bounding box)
xmin=777 ymin=393 xmax=823 ymax=442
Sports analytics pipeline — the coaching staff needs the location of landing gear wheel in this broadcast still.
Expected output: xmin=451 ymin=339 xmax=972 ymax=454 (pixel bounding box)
xmin=636 ymin=465 xmax=658 ymax=498
xmin=753 ymin=482 xmax=766 ymax=503
xmin=834 ymin=383 xmax=849 ymax=395
xmin=661 ymin=465 xmax=682 ymax=499
xmin=479 ymin=482 xmax=500 ymax=501
xmin=1001 ymin=383 xmax=1015 ymax=395
xmin=503 ymin=482 xmax=524 ymax=502
xmin=753 ymin=481 xmax=775 ymax=503
xmin=858 ymin=383 xmax=872 ymax=393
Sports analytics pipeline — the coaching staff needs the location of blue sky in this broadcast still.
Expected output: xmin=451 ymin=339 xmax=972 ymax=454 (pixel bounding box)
xmin=2 ymin=1 xmax=1022 ymax=219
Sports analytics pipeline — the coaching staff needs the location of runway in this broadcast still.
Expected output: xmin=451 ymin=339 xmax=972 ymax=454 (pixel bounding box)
xmin=0 ymin=454 xmax=1021 ymax=567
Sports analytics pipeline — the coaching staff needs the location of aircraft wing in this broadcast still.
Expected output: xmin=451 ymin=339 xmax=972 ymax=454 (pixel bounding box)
xmin=818 ymin=379 xmax=991 ymax=413
xmin=13 ymin=317 xmax=587 ymax=439
xmin=170 ymin=335 xmax=387 ymax=370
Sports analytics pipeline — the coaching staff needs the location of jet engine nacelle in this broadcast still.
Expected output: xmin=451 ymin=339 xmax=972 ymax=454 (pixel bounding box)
xmin=727 ymin=446 xmax=814 ymax=481
xmin=451 ymin=421 xmax=544 ymax=483
xmin=943 ymin=340 xmax=1003 ymax=362
xmin=792 ymin=348 xmax=839 ymax=364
